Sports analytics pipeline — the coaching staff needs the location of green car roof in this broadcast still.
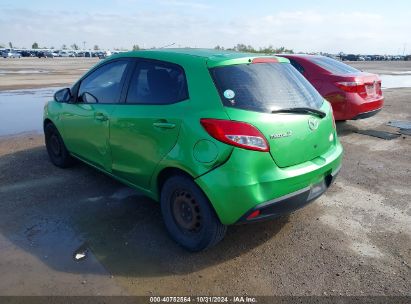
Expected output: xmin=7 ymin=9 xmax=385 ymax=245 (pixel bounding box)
xmin=109 ymin=48 xmax=289 ymax=68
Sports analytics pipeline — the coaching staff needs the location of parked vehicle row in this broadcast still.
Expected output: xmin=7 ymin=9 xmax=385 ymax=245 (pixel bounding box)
xmin=0 ymin=49 xmax=113 ymax=58
xmin=1 ymin=50 xmax=22 ymax=58
xmin=340 ymin=54 xmax=405 ymax=61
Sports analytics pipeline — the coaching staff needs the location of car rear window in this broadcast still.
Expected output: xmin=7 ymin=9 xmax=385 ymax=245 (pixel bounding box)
xmin=210 ymin=62 xmax=323 ymax=113
xmin=311 ymin=56 xmax=359 ymax=74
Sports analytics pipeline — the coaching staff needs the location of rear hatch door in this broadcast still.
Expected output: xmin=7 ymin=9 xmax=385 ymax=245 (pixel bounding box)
xmin=210 ymin=60 xmax=335 ymax=168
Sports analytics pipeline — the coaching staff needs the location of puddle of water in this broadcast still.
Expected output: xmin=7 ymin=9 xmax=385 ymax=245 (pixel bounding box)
xmin=0 ymin=87 xmax=61 ymax=136
xmin=0 ymin=70 xmax=49 ymax=74
xmin=17 ymin=216 xmax=115 ymax=276
xmin=380 ymin=74 xmax=411 ymax=89
xmin=389 ymin=71 xmax=411 ymax=75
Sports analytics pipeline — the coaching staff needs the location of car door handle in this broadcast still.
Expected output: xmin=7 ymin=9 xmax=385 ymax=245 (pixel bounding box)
xmin=95 ymin=112 xmax=108 ymax=121
xmin=152 ymin=121 xmax=176 ymax=129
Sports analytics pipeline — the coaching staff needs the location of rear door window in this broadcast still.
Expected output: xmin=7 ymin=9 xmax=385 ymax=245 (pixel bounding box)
xmin=311 ymin=56 xmax=359 ymax=74
xmin=210 ymin=62 xmax=323 ymax=113
xmin=126 ymin=60 xmax=188 ymax=104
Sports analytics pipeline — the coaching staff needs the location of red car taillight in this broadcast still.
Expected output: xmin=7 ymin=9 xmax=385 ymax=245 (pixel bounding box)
xmin=200 ymin=119 xmax=269 ymax=152
xmin=335 ymin=81 xmax=367 ymax=97
xmin=331 ymin=111 xmax=336 ymax=129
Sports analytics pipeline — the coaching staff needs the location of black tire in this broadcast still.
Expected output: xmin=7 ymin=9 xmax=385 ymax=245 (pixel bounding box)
xmin=44 ymin=123 xmax=74 ymax=168
xmin=160 ymin=174 xmax=227 ymax=252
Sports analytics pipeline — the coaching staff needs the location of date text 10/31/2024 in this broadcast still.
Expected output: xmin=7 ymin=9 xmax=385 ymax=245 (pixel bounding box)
xmin=149 ymin=296 xmax=257 ymax=303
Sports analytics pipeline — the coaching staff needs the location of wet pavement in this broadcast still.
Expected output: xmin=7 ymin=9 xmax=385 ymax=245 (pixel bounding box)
xmin=0 ymin=142 xmax=128 ymax=295
xmin=0 ymin=87 xmax=60 ymax=136
xmin=380 ymin=74 xmax=411 ymax=89
xmin=1 ymin=116 xmax=410 ymax=295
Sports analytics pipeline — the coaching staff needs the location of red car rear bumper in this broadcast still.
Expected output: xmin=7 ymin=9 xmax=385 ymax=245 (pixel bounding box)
xmin=332 ymin=95 xmax=384 ymax=120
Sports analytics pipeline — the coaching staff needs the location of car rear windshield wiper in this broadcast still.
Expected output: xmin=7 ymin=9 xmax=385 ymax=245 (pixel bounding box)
xmin=271 ymin=107 xmax=326 ymax=118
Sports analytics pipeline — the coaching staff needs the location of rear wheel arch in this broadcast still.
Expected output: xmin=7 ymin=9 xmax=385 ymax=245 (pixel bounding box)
xmin=157 ymin=167 xmax=195 ymax=195
xmin=43 ymin=118 xmax=55 ymax=130
xmin=156 ymin=166 xmax=223 ymax=220
xmin=156 ymin=166 xmax=224 ymax=217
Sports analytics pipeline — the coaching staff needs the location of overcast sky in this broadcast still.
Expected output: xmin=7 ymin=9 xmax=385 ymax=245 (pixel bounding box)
xmin=0 ymin=0 xmax=410 ymax=54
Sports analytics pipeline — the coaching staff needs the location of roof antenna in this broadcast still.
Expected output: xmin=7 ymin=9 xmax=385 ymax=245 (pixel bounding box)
xmin=159 ymin=42 xmax=176 ymax=49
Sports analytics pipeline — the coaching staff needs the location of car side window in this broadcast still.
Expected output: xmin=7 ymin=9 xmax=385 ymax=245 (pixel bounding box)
xmin=78 ymin=61 xmax=128 ymax=104
xmin=126 ymin=60 xmax=188 ymax=104
xmin=289 ymin=59 xmax=305 ymax=74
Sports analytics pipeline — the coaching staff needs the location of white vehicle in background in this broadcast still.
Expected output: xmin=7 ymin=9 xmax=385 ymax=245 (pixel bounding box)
xmin=2 ymin=50 xmax=22 ymax=58
xmin=58 ymin=51 xmax=70 ymax=57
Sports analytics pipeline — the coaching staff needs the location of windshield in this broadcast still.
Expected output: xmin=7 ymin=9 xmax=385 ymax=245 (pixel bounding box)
xmin=210 ymin=62 xmax=324 ymax=113
xmin=311 ymin=56 xmax=360 ymax=74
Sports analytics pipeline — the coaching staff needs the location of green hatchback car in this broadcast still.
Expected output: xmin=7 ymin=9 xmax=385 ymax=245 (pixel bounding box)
xmin=44 ymin=49 xmax=343 ymax=251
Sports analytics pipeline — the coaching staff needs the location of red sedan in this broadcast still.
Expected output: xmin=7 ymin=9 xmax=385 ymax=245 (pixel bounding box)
xmin=279 ymin=55 xmax=384 ymax=121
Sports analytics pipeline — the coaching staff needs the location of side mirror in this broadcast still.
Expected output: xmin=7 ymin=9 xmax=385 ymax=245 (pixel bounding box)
xmin=80 ymin=92 xmax=98 ymax=104
xmin=54 ymin=88 xmax=72 ymax=103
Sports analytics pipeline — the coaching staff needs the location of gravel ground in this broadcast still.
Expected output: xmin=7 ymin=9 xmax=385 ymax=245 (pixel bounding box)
xmin=0 ymin=59 xmax=410 ymax=296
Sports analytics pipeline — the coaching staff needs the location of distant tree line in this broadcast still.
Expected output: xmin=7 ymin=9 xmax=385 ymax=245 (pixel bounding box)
xmin=129 ymin=43 xmax=294 ymax=53
xmin=130 ymin=43 xmax=294 ymax=53
xmin=214 ymin=44 xmax=294 ymax=54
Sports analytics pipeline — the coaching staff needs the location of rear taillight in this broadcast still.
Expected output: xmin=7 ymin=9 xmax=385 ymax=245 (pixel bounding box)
xmin=200 ymin=119 xmax=269 ymax=152
xmin=335 ymin=81 xmax=367 ymax=97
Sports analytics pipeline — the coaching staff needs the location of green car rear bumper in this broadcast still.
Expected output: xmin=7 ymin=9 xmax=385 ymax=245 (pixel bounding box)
xmin=236 ymin=164 xmax=340 ymax=223
xmin=195 ymin=142 xmax=343 ymax=225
